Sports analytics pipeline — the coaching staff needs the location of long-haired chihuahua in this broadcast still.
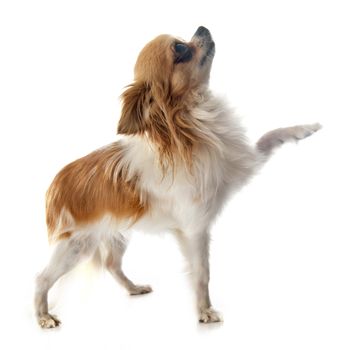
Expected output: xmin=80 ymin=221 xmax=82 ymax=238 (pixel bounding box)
xmin=35 ymin=26 xmax=321 ymax=328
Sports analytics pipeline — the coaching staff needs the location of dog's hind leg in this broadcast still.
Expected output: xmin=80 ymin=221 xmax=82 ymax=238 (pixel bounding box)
xmin=105 ymin=234 xmax=152 ymax=295
xmin=257 ymin=123 xmax=322 ymax=156
xmin=34 ymin=233 xmax=98 ymax=328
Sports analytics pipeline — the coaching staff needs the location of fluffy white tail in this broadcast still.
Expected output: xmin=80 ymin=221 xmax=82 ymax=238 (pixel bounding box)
xmin=257 ymin=123 xmax=322 ymax=156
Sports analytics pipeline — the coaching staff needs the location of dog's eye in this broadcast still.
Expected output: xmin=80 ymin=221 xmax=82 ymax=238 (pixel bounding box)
xmin=174 ymin=43 xmax=193 ymax=64
xmin=175 ymin=43 xmax=188 ymax=55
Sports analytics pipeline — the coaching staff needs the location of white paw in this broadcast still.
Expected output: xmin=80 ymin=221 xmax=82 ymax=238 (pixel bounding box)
xmin=199 ymin=308 xmax=223 ymax=323
xmin=38 ymin=314 xmax=61 ymax=329
xmin=129 ymin=284 xmax=153 ymax=296
xmin=293 ymin=123 xmax=322 ymax=140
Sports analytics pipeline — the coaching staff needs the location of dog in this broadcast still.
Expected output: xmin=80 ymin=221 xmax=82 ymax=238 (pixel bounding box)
xmin=34 ymin=26 xmax=321 ymax=328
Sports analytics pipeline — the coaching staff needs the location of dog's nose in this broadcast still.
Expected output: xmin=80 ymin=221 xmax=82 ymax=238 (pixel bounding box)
xmin=194 ymin=26 xmax=211 ymax=38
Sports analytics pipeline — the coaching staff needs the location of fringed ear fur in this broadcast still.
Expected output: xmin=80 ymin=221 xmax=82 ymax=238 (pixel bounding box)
xmin=118 ymin=80 xmax=212 ymax=173
xmin=118 ymin=82 xmax=149 ymax=135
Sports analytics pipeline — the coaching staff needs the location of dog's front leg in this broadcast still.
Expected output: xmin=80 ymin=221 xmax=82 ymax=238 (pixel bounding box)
xmin=176 ymin=230 xmax=222 ymax=323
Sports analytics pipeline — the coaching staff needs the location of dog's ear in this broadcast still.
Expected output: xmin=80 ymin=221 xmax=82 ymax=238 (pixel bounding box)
xmin=118 ymin=82 xmax=150 ymax=135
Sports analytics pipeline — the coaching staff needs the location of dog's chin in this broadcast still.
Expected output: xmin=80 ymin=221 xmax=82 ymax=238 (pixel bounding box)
xmin=206 ymin=41 xmax=215 ymax=58
xmin=200 ymin=41 xmax=215 ymax=66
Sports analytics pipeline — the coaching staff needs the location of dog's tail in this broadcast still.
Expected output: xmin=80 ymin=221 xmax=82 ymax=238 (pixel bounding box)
xmin=256 ymin=123 xmax=322 ymax=157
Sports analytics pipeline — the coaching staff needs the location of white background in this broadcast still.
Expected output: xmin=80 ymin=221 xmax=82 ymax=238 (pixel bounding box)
xmin=0 ymin=0 xmax=349 ymax=349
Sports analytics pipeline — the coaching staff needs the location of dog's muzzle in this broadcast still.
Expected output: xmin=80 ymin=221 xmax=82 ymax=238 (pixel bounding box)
xmin=192 ymin=26 xmax=215 ymax=65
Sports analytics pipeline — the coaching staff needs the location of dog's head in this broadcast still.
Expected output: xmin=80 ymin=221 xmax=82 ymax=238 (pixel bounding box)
xmin=118 ymin=27 xmax=215 ymax=169
xmin=133 ymin=26 xmax=215 ymax=96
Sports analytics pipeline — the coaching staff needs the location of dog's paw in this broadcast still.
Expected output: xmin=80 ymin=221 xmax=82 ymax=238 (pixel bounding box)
xmin=257 ymin=123 xmax=322 ymax=155
xmin=292 ymin=123 xmax=322 ymax=140
xmin=199 ymin=307 xmax=223 ymax=323
xmin=38 ymin=314 xmax=61 ymax=329
xmin=129 ymin=284 xmax=153 ymax=296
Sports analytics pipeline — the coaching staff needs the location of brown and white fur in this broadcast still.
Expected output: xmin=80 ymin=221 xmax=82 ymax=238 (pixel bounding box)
xmin=34 ymin=26 xmax=321 ymax=328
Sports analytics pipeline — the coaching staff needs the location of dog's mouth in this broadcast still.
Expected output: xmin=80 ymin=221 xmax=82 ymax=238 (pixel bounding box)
xmin=191 ymin=26 xmax=215 ymax=66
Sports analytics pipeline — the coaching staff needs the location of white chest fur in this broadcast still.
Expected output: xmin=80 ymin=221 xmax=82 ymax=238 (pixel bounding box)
xmin=122 ymin=95 xmax=260 ymax=235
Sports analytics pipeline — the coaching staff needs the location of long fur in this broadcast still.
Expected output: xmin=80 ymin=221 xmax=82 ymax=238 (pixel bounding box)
xmin=34 ymin=27 xmax=321 ymax=328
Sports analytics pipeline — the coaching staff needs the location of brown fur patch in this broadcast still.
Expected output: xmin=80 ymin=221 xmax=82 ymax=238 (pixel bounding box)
xmin=46 ymin=142 xmax=148 ymax=241
xmin=58 ymin=231 xmax=73 ymax=240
